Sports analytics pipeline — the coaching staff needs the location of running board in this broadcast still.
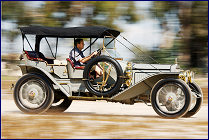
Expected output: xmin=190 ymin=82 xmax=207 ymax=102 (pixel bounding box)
xmin=68 ymin=96 xmax=111 ymax=101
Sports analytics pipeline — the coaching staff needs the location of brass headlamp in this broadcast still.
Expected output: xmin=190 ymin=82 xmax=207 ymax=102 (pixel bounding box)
xmin=179 ymin=70 xmax=194 ymax=83
xmin=125 ymin=62 xmax=132 ymax=87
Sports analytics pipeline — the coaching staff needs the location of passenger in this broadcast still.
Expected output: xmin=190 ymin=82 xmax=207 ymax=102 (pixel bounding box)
xmin=69 ymin=38 xmax=102 ymax=78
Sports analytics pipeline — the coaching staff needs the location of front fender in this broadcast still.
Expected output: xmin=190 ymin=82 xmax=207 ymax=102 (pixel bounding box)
xmin=111 ymin=72 xmax=180 ymax=101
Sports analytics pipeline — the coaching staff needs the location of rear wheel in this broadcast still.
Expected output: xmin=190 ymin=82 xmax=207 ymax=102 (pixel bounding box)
xmin=13 ymin=73 xmax=54 ymax=114
xmin=83 ymin=56 xmax=123 ymax=97
xmin=151 ymin=78 xmax=191 ymax=119
xmin=183 ymin=82 xmax=203 ymax=117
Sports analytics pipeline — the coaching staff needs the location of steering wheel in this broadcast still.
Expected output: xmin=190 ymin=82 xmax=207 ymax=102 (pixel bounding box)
xmin=96 ymin=48 xmax=102 ymax=56
xmin=91 ymin=48 xmax=102 ymax=59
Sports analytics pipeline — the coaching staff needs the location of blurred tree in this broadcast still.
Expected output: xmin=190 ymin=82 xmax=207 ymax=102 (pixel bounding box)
xmin=2 ymin=1 xmax=33 ymax=25
xmin=2 ymin=1 xmax=139 ymax=38
xmin=84 ymin=1 xmax=139 ymax=30
xmin=2 ymin=1 xmax=33 ymax=42
xmin=120 ymin=1 xmax=139 ymax=23
xmin=150 ymin=1 xmax=208 ymax=72
xmin=37 ymin=1 xmax=77 ymax=27
xmin=85 ymin=1 xmax=119 ymax=29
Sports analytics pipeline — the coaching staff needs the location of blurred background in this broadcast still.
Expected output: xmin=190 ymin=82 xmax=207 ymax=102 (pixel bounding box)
xmin=2 ymin=1 xmax=208 ymax=76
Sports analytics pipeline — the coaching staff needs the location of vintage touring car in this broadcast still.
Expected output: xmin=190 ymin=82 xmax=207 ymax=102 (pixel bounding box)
xmin=13 ymin=26 xmax=203 ymax=119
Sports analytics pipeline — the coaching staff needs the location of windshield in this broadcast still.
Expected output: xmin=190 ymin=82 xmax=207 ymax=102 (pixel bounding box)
xmin=102 ymin=36 xmax=121 ymax=59
xmin=104 ymin=36 xmax=115 ymax=49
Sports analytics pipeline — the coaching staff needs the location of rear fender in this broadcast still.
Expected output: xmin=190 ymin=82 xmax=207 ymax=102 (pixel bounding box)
xmin=18 ymin=64 xmax=71 ymax=97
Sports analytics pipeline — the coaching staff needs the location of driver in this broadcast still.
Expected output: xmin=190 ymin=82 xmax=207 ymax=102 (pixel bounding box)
xmin=69 ymin=39 xmax=97 ymax=67
xmin=69 ymin=38 xmax=102 ymax=78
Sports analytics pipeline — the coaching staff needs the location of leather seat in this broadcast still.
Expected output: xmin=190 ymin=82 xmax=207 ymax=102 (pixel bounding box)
xmin=24 ymin=51 xmax=54 ymax=64
xmin=66 ymin=58 xmax=84 ymax=69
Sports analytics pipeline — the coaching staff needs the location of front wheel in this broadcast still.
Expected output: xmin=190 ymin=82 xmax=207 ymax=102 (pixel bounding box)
xmin=13 ymin=73 xmax=54 ymax=114
xmin=151 ymin=78 xmax=191 ymax=119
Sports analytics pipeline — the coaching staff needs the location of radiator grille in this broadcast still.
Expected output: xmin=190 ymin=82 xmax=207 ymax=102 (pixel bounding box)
xmin=133 ymin=72 xmax=155 ymax=84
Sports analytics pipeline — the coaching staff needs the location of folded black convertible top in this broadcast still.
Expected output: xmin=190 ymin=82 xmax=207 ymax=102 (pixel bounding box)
xmin=20 ymin=26 xmax=120 ymax=38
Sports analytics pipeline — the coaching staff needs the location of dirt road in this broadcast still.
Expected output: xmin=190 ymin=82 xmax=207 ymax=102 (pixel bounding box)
xmin=1 ymin=94 xmax=208 ymax=139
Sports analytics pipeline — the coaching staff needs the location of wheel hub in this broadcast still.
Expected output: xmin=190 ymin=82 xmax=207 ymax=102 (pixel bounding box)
xmin=166 ymin=93 xmax=177 ymax=102
xmin=28 ymin=91 xmax=35 ymax=100
xmin=28 ymin=88 xmax=38 ymax=100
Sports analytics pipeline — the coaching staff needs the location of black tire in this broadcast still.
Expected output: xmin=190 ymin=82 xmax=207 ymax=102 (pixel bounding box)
xmin=183 ymin=82 xmax=203 ymax=117
xmin=151 ymin=78 xmax=191 ymax=119
xmin=13 ymin=73 xmax=54 ymax=114
xmin=83 ymin=56 xmax=123 ymax=97
xmin=47 ymin=95 xmax=72 ymax=113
